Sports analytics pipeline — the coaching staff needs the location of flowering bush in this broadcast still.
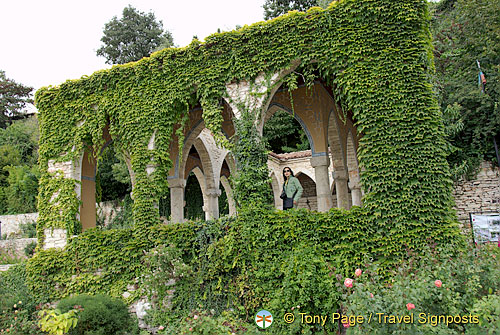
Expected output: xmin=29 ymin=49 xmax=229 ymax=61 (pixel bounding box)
xmin=341 ymin=244 xmax=500 ymax=334
xmin=0 ymin=264 xmax=42 ymax=334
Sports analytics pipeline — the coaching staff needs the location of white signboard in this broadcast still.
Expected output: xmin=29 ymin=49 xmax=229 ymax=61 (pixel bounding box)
xmin=470 ymin=213 xmax=500 ymax=243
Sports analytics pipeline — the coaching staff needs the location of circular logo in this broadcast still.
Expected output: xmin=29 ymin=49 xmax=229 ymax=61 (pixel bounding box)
xmin=255 ymin=310 xmax=273 ymax=329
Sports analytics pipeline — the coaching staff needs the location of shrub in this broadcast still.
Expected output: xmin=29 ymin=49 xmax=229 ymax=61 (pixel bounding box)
xmin=0 ymin=245 xmax=24 ymax=265
xmin=466 ymin=294 xmax=500 ymax=334
xmin=38 ymin=308 xmax=79 ymax=335
xmin=24 ymin=242 xmax=36 ymax=258
xmin=342 ymin=245 xmax=500 ymax=335
xmin=20 ymin=221 xmax=37 ymax=238
xmin=0 ymin=264 xmax=42 ymax=334
xmin=57 ymin=294 xmax=135 ymax=335
xmin=157 ymin=310 xmax=260 ymax=335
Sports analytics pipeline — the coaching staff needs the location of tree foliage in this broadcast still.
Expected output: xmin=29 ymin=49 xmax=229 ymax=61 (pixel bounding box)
xmin=0 ymin=71 xmax=33 ymax=129
xmin=96 ymin=5 xmax=174 ymax=65
xmin=431 ymin=0 xmax=500 ymax=178
xmin=263 ymin=109 xmax=310 ymax=153
xmin=263 ymin=0 xmax=333 ymax=19
xmin=0 ymin=117 xmax=40 ymax=214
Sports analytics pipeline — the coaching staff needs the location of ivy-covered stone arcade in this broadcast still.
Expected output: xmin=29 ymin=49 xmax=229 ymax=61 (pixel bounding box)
xmin=36 ymin=0 xmax=460 ymax=256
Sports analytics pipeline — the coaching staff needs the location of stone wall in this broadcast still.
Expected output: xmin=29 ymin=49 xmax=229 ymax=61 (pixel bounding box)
xmin=97 ymin=200 xmax=122 ymax=227
xmin=0 ymin=238 xmax=37 ymax=256
xmin=453 ymin=161 xmax=500 ymax=226
xmin=0 ymin=200 xmax=122 ymax=239
xmin=0 ymin=213 xmax=38 ymax=238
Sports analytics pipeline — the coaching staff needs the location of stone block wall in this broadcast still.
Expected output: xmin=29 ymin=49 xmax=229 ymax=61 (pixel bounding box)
xmin=0 ymin=213 xmax=38 ymax=238
xmin=43 ymin=229 xmax=67 ymax=249
xmin=453 ymin=161 xmax=500 ymax=226
xmin=97 ymin=200 xmax=122 ymax=227
xmin=0 ymin=238 xmax=37 ymax=257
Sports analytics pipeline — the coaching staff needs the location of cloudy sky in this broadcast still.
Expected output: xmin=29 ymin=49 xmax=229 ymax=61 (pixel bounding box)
xmin=1 ymin=0 xmax=266 ymax=91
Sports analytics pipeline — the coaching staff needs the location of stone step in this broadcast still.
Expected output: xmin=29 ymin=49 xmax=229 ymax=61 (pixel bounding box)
xmin=0 ymin=264 xmax=14 ymax=272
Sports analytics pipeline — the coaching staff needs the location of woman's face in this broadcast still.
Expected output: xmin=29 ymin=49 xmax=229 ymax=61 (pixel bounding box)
xmin=284 ymin=168 xmax=291 ymax=178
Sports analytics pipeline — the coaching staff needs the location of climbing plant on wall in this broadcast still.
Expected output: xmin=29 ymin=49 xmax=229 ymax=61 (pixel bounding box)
xmin=35 ymin=0 xmax=462 ymax=259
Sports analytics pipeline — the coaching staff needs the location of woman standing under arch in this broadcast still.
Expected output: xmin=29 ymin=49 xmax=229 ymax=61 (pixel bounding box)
xmin=281 ymin=167 xmax=303 ymax=210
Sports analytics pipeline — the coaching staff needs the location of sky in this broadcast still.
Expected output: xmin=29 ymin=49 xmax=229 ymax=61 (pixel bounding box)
xmin=0 ymin=0 xmax=267 ymax=91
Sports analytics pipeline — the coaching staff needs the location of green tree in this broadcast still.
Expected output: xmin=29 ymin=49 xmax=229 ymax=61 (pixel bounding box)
xmin=0 ymin=116 xmax=39 ymax=166
xmin=263 ymin=0 xmax=333 ymax=20
xmin=2 ymin=165 xmax=40 ymax=214
xmin=431 ymin=0 xmax=500 ymax=178
xmin=0 ymin=71 xmax=33 ymax=129
xmin=263 ymin=109 xmax=310 ymax=153
xmin=96 ymin=145 xmax=131 ymax=202
xmin=96 ymin=5 xmax=174 ymax=65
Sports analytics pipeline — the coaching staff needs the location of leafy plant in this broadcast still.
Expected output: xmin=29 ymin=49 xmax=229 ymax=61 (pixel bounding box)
xmin=0 ymin=264 xmax=42 ymax=334
xmin=57 ymin=294 xmax=134 ymax=335
xmin=38 ymin=308 xmax=79 ymax=335
xmin=20 ymin=221 xmax=37 ymax=238
xmin=24 ymin=241 xmax=37 ymax=258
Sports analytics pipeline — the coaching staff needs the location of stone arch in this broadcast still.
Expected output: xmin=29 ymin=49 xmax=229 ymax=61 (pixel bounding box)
xmin=189 ymin=166 xmax=209 ymax=220
xmin=295 ymin=172 xmax=317 ymax=211
xmin=219 ymin=152 xmax=236 ymax=216
xmin=220 ymin=175 xmax=236 ymax=216
xmin=346 ymin=129 xmax=362 ymax=207
xmin=270 ymin=171 xmax=282 ymax=209
xmin=328 ymin=109 xmax=350 ymax=209
xmin=79 ymin=134 xmax=136 ymax=231
xmin=79 ymin=149 xmax=97 ymax=231
xmin=261 ymin=103 xmax=315 ymax=154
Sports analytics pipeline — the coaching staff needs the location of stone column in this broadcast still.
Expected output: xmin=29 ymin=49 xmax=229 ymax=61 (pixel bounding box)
xmin=205 ymin=188 xmax=221 ymax=220
xmin=43 ymin=229 xmax=68 ymax=250
xmin=334 ymin=170 xmax=350 ymax=209
xmin=310 ymin=155 xmax=333 ymax=212
xmin=169 ymin=179 xmax=185 ymax=223
xmin=348 ymin=176 xmax=363 ymax=207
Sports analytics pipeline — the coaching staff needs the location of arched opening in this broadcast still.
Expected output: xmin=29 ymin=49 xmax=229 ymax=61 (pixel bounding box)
xmin=218 ymin=159 xmax=233 ymax=217
xmin=95 ymin=142 xmax=133 ymax=229
xmin=184 ymin=170 xmax=205 ymax=221
xmin=295 ymin=172 xmax=317 ymax=211
xmin=78 ymin=123 xmax=136 ymax=231
xmin=263 ymin=107 xmax=311 ymax=154
xmin=80 ymin=149 xmax=97 ymax=231
xmin=346 ymin=130 xmax=362 ymax=207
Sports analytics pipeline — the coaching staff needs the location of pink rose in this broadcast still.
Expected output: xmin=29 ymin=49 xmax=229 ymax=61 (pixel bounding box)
xmin=406 ymin=303 xmax=415 ymax=311
xmin=189 ymin=327 xmax=193 ymax=331
xmin=193 ymin=315 xmax=198 ymax=320
xmin=158 ymin=326 xmax=164 ymax=330
xmin=343 ymin=323 xmax=350 ymax=328
xmin=370 ymin=293 xmax=374 ymax=298
xmin=355 ymin=268 xmax=362 ymax=277
xmin=344 ymin=278 xmax=353 ymax=288
xmin=434 ymin=280 xmax=442 ymax=288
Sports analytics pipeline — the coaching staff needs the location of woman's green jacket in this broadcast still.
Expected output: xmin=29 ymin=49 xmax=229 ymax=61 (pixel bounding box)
xmin=283 ymin=176 xmax=303 ymax=202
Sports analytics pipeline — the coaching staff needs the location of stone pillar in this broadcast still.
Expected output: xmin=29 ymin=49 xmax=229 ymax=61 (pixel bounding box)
xmin=310 ymin=155 xmax=333 ymax=212
xmin=349 ymin=177 xmax=363 ymax=207
xmin=169 ymin=179 xmax=185 ymax=223
xmin=334 ymin=170 xmax=350 ymax=209
xmin=43 ymin=229 xmax=68 ymax=250
xmin=205 ymin=188 xmax=221 ymax=220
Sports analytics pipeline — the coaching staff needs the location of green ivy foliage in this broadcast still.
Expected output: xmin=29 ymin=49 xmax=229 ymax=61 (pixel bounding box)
xmin=35 ymin=0 xmax=462 ymax=262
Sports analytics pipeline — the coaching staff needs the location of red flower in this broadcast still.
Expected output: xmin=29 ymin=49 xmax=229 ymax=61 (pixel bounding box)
xmin=406 ymin=303 xmax=415 ymax=311
xmin=434 ymin=280 xmax=442 ymax=288
xmin=344 ymin=278 xmax=353 ymax=288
